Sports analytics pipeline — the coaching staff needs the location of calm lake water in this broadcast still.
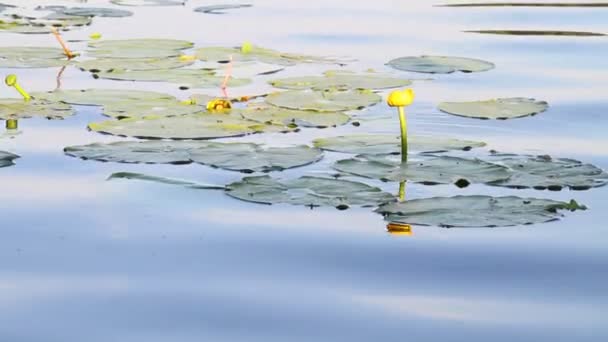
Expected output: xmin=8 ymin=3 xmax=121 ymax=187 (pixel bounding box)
xmin=1 ymin=1 xmax=607 ymax=341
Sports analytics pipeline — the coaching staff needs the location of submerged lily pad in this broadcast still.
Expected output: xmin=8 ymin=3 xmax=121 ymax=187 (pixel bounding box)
xmin=387 ymin=55 xmax=495 ymax=74
xmin=333 ymin=154 xmax=511 ymax=186
xmin=88 ymin=113 xmax=288 ymax=140
xmin=242 ymin=104 xmax=350 ymax=128
xmin=269 ymin=70 xmax=412 ymax=91
xmin=226 ymin=175 xmax=394 ymax=208
xmin=377 ymin=196 xmax=586 ymax=227
xmin=194 ymin=4 xmax=252 ymax=14
xmin=0 ymin=99 xmax=74 ymax=120
xmin=266 ymin=89 xmax=381 ymax=112
xmin=438 ymin=98 xmax=549 ymax=120
xmin=464 ymin=30 xmax=606 ymax=36
xmin=313 ymin=134 xmax=486 ymax=154
xmin=65 ymin=140 xmax=322 ymax=172
xmin=0 ymin=150 xmax=18 ymax=167
xmin=32 ymin=89 xmax=176 ymax=107
xmin=0 ymin=47 xmax=69 ymax=68
xmin=87 ymin=39 xmax=194 ymax=59
xmin=96 ymin=68 xmax=252 ymax=88
xmin=110 ymin=0 xmax=186 ymax=6
xmin=195 ymin=45 xmax=338 ymax=66
xmin=77 ymin=56 xmax=194 ymax=72
xmin=489 ymin=154 xmax=608 ymax=191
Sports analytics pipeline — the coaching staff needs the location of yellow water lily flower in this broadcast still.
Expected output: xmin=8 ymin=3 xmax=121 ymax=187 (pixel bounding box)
xmin=387 ymin=88 xmax=414 ymax=107
xmin=206 ymin=99 xmax=232 ymax=111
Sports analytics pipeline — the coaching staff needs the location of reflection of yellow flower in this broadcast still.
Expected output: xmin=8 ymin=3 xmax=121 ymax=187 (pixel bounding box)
xmin=387 ymin=222 xmax=413 ymax=236
xmin=387 ymin=89 xmax=414 ymax=107
xmin=206 ymin=99 xmax=232 ymax=111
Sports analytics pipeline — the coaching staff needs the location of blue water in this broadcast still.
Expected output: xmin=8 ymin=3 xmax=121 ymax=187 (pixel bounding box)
xmin=1 ymin=1 xmax=607 ymax=341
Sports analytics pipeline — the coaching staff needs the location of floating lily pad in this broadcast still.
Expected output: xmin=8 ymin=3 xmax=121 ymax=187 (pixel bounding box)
xmin=313 ymin=134 xmax=486 ymax=154
xmin=0 ymin=11 xmax=92 ymax=33
xmin=103 ymin=99 xmax=203 ymax=118
xmin=110 ymin=0 xmax=186 ymax=6
xmin=242 ymin=104 xmax=350 ymax=128
xmin=77 ymin=56 xmax=194 ymax=72
xmin=32 ymin=89 xmax=177 ymax=107
xmin=109 ymin=172 xmax=225 ymax=190
xmin=438 ymin=98 xmax=549 ymax=120
xmin=269 ymin=70 xmax=412 ymax=91
xmin=194 ymin=4 xmax=252 ymax=14
xmin=61 ymin=7 xmax=133 ymax=18
xmin=0 ymin=150 xmax=18 ymax=167
xmin=0 ymin=99 xmax=74 ymax=120
xmin=489 ymin=154 xmax=608 ymax=191
xmin=464 ymin=30 xmax=606 ymax=36
xmin=88 ymin=113 xmax=288 ymax=140
xmin=96 ymin=68 xmax=252 ymax=88
xmin=266 ymin=89 xmax=381 ymax=112
xmin=387 ymin=55 xmax=495 ymax=74
xmin=440 ymin=2 xmax=608 ymax=7
xmin=0 ymin=47 xmax=69 ymax=68
xmin=65 ymin=141 xmax=322 ymax=172
xmin=88 ymin=39 xmax=194 ymax=59
xmin=196 ymin=45 xmax=338 ymax=66
xmin=334 ymin=154 xmax=511 ymax=186
xmin=226 ymin=175 xmax=394 ymax=208
xmin=376 ymin=196 xmax=586 ymax=227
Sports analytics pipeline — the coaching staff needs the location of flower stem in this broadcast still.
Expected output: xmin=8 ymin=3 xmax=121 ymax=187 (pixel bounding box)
xmin=398 ymin=106 xmax=408 ymax=163
xmin=398 ymin=181 xmax=406 ymax=202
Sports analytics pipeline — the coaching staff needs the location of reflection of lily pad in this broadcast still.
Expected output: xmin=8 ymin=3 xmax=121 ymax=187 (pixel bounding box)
xmin=0 ymin=99 xmax=74 ymax=120
xmin=438 ymin=98 xmax=549 ymax=120
xmin=226 ymin=175 xmax=394 ymax=208
xmin=110 ymin=0 xmax=186 ymax=6
xmin=88 ymin=39 xmax=194 ymax=58
xmin=33 ymin=89 xmax=176 ymax=107
xmin=242 ymin=104 xmax=350 ymax=128
xmin=387 ymin=55 xmax=495 ymax=74
xmin=96 ymin=68 xmax=251 ymax=88
xmin=266 ymin=89 xmax=381 ymax=112
xmin=334 ymin=154 xmax=510 ymax=186
xmin=88 ymin=113 xmax=287 ymax=140
xmin=269 ymin=70 xmax=411 ymax=91
xmin=377 ymin=196 xmax=586 ymax=227
xmin=490 ymin=154 xmax=608 ymax=191
xmin=0 ymin=47 xmax=69 ymax=68
xmin=194 ymin=4 xmax=252 ymax=14
xmin=196 ymin=45 xmax=337 ymax=66
xmin=77 ymin=57 xmax=194 ymax=72
xmin=0 ymin=150 xmax=19 ymax=167
xmin=313 ymin=134 xmax=486 ymax=154
xmin=65 ymin=141 xmax=322 ymax=172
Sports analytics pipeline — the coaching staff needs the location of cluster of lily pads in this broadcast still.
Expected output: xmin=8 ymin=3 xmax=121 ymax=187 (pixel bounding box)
xmin=1 ymin=4 xmax=607 ymax=230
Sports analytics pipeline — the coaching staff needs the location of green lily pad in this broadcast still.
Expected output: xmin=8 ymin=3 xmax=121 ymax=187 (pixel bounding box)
xmin=464 ymin=30 xmax=606 ymax=37
xmin=77 ymin=56 xmax=194 ymax=73
xmin=110 ymin=0 xmax=186 ymax=6
xmin=387 ymin=55 xmax=495 ymax=74
xmin=87 ymin=39 xmax=194 ymax=59
xmin=0 ymin=12 xmax=92 ymax=33
xmin=377 ymin=196 xmax=586 ymax=228
xmin=96 ymin=68 xmax=252 ymax=88
xmin=0 ymin=47 xmax=69 ymax=68
xmin=109 ymin=172 xmax=226 ymax=190
xmin=489 ymin=154 xmax=608 ymax=191
xmin=195 ymin=45 xmax=338 ymax=66
xmin=61 ymin=7 xmax=133 ymax=18
xmin=88 ymin=113 xmax=288 ymax=140
xmin=265 ymin=89 xmax=381 ymax=112
xmin=334 ymin=154 xmax=511 ymax=186
xmin=0 ymin=150 xmax=18 ymax=167
xmin=102 ymin=99 xmax=203 ymax=118
xmin=65 ymin=141 xmax=322 ymax=172
xmin=313 ymin=134 xmax=486 ymax=154
xmin=438 ymin=98 xmax=549 ymax=120
xmin=32 ymin=89 xmax=177 ymax=107
xmin=194 ymin=4 xmax=253 ymax=14
xmin=269 ymin=70 xmax=411 ymax=91
xmin=0 ymin=99 xmax=74 ymax=120
xmin=226 ymin=175 xmax=394 ymax=208
xmin=241 ymin=104 xmax=350 ymax=128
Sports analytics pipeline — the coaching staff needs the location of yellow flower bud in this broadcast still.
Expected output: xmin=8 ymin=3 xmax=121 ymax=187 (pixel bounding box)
xmin=387 ymin=88 xmax=415 ymax=107
xmin=206 ymin=99 xmax=232 ymax=112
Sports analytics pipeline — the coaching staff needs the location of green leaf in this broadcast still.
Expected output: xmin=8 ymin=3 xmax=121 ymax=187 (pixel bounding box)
xmin=241 ymin=103 xmax=350 ymax=128
xmin=194 ymin=4 xmax=253 ymax=14
xmin=110 ymin=0 xmax=186 ymax=6
xmin=313 ymin=134 xmax=486 ymax=154
xmin=0 ymin=150 xmax=18 ymax=167
xmin=438 ymin=98 xmax=549 ymax=120
xmin=77 ymin=57 xmax=194 ymax=72
xmin=265 ymin=89 xmax=381 ymax=112
xmin=376 ymin=195 xmax=586 ymax=227
xmin=96 ymin=68 xmax=252 ymax=88
xmin=87 ymin=39 xmax=194 ymax=59
xmin=108 ymin=172 xmax=225 ymax=190
xmin=269 ymin=70 xmax=411 ymax=91
xmin=0 ymin=99 xmax=74 ymax=120
xmin=0 ymin=47 xmax=69 ymax=68
xmin=32 ymin=89 xmax=177 ymax=107
xmin=195 ymin=45 xmax=339 ymax=66
xmin=387 ymin=55 xmax=495 ymax=74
